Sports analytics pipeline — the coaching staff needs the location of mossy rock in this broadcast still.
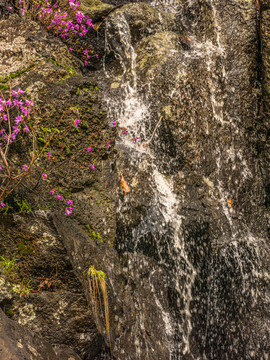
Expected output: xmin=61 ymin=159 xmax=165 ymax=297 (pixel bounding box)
xmin=136 ymin=31 xmax=180 ymax=77
xmin=79 ymin=0 xmax=113 ymax=21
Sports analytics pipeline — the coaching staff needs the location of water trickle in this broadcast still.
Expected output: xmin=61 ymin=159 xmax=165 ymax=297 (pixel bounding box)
xmin=104 ymin=10 xmax=198 ymax=356
xmin=101 ymin=0 xmax=269 ymax=358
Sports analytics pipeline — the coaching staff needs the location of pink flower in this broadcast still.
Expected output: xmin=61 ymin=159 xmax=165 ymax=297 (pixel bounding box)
xmin=25 ymin=99 xmax=33 ymax=107
xmin=21 ymin=107 xmax=29 ymax=117
xmin=15 ymin=115 xmax=23 ymax=125
xmin=49 ymin=190 xmax=56 ymax=195
xmin=42 ymin=173 xmax=47 ymax=180
xmin=24 ymin=125 xmax=29 ymax=133
xmin=90 ymin=165 xmax=95 ymax=169
xmin=122 ymin=130 xmax=126 ymax=134
xmin=65 ymin=207 xmax=73 ymax=215
xmin=22 ymin=165 xmax=28 ymax=171
xmin=58 ymin=195 xmax=62 ymax=200
xmin=0 ymin=165 xmax=2 ymax=170
xmin=74 ymin=119 xmax=79 ymax=128
xmin=8 ymin=6 xmax=13 ymax=11
xmin=112 ymin=122 xmax=116 ymax=126
xmin=0 ymin=202 xmax=5 ymax=207
xmin=67 ymin=200 xmax=73 ymax=205
xmin=84 ymin=60 xmax=88 ymax=66
xmin=86 ymin=147 xmax=92 ymax=152
xmin=69 ymin=48 xmax=74 ymax=51
xmin=107 ymin=142 xmax=111 ymax=149
xmin=6 ymin=99 xmax=12 ymax=107
xmin=47 ymin=152 xmax=51 ymax=159
xmin=134 ymin=137 xmax=140 ymax=143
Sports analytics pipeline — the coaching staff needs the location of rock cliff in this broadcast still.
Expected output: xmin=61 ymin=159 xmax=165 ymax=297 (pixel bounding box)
xmin=0 ymin=0 xmax=269 ymax=359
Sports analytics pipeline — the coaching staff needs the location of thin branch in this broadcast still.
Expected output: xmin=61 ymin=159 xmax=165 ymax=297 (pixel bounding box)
xmin=147 ymin=115 xmax=163 ymax=145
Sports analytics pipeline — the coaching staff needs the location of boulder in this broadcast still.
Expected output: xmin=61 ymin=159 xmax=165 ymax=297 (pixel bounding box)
xmin=0 ymin=308 xmax=81 ymax=360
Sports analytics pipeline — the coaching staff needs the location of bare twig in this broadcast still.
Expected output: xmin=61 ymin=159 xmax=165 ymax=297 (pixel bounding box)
xmin=147 ymin=115 xmax=163 ymax=145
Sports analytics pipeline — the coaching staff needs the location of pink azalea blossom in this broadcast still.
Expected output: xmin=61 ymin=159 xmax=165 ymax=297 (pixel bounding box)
xmin=15 ymin=116 xmax=23 ymax=125
xmin=42 ymin=173 xmax=47 ymax=180
xmin=6 ymin=99 xmax=12 ymax=107
xmin=47 ymin=152 xmax=51 ymax=159
xmin=21 ymin=107 xmax=29 ymax=117
xmin=112 ymin=122 xmax=116 ymax=126
xmin=74 ymin=119 xmax=79 ymax=128
xmin=22 ymin=165 xmax=28 ymax=171
xmin=57 ymin=195 xmax=62 ymax=200
xmin=86 ymin=147 xmax=92 ymax=152
xmin=90 ymin=165 xmax=95 ymax=169
xmin=49 ymin=190 xmax=56 ymax=195
xmin=67 ymin=200 xmax=73 ymax=205
xmin=65 ymin=206 xmax=74 ymax=215
xmin=122 ymin=130 xmax=126 ymax=134
xmin=0 ymin=202 xmax=6 ymax=207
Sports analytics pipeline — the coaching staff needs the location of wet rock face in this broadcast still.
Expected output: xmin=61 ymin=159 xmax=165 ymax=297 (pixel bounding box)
xmin=0 ymin=1 xmax=269 ymax=360
xmin=101 ymin=0 xmax=270 ymax=358
xmin=261 ymin=1 xmax=270 ymax=203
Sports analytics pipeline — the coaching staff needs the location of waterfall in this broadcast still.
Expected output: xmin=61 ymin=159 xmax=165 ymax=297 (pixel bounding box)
xmin=104 ymin=11 xmax=197 ymax=356
xmin=101 ymin=0 xmax=270 ymax=358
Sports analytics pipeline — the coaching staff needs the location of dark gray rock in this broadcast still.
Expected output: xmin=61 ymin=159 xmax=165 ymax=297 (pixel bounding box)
xmin=53 ymin=213 xmax=173 ymax=360
xmin=0 ymin=308 xmax=81 ymax=360
xmin=0 ymin=0 xmax=269 ymax=359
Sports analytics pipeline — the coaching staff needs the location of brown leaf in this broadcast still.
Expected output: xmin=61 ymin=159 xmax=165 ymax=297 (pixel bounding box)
xmin=120 ymin=173 xmax=130 ymax=196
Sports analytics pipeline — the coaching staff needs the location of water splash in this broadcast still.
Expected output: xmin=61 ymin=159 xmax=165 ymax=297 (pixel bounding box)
xmin=102 ymin=1 xmax=269 ymax=358
xmin=104 ymin=11 xmax=197 ymax=356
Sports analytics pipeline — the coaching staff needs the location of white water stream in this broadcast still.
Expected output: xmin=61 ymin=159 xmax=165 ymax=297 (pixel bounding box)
xmin=104 ymin=12 xmax=197 ymax=356
xmin=102 ymin=0 xmax=269 ymax=358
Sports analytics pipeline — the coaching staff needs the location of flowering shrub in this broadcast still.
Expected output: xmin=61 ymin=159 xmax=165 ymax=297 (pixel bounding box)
xmin=0 ymin=87 xmax=80 ymax=215
xmin=0 ymin=88 xmax=35 ymax=204
xmin=12 ymin=0 xmax=97 ymax=66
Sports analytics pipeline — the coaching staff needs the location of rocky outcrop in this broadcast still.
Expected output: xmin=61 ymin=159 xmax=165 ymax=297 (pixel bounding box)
xmin=0 ymin=308 xmax=81 ymax=360
xmin=0 ymin=0 xmax=269 ymax=359
xmin=53 ymin=213 xmax=172 ymax=360
xmin=101 ymin=0 xmax=270 ymax=358
xmin=261 ymin=0 xmax=270 ymax=205
xmin=0 ymin=13 xmax=115 ymax=360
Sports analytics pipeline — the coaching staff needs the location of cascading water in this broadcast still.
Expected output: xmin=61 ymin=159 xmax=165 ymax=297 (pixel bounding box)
xmin=101 ymin=0 xmax=270 ymax=358
xmin=104 ymin=11 xmax=197 ymax=356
